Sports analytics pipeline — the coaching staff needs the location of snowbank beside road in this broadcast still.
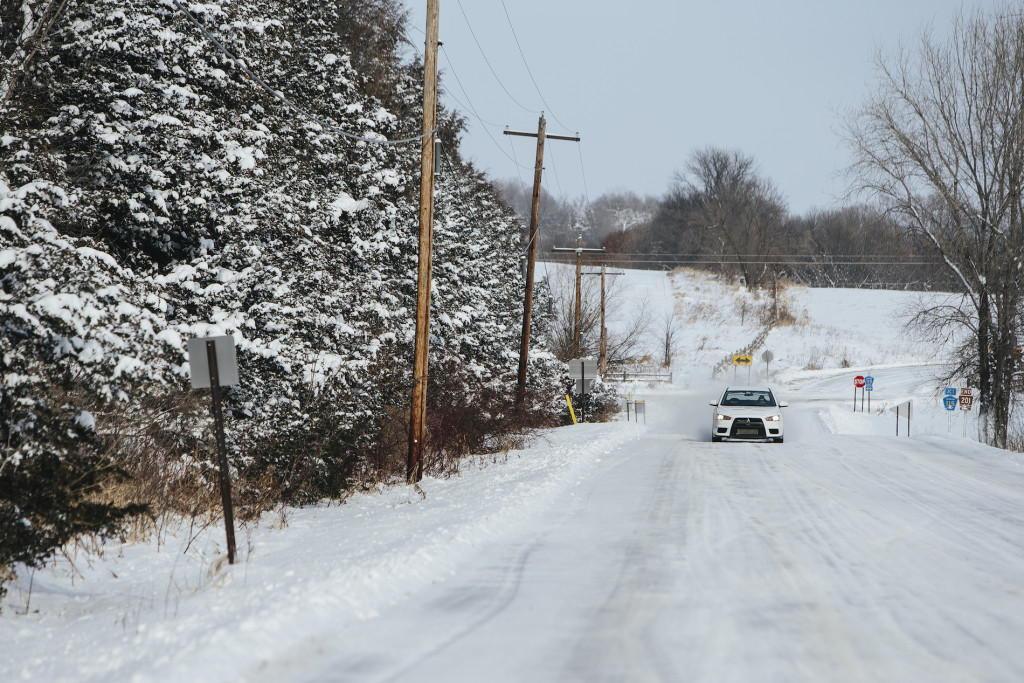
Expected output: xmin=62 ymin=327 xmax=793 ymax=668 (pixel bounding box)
xmin=0 ymin=422 xmax=643 ymax=683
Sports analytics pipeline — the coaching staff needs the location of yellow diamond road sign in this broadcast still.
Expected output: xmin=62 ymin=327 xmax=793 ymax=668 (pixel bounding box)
xmin=733 ymin=355 xmax=753 ymax=366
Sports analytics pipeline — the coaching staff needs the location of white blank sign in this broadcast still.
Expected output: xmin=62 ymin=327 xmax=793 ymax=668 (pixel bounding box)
xmin=188 ymin=335 xmax=239 ymax=389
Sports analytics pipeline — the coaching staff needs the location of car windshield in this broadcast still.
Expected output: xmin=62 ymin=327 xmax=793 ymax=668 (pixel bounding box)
xmin=721 ymin=390 xmax=776 ymax=407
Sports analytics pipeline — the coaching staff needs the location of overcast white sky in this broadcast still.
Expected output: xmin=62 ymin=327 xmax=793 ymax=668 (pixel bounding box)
xmin=402 ymin=0 xmax=1008 ymax=216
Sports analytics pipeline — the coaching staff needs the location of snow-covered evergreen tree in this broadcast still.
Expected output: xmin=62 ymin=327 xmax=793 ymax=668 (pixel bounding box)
xmin=0 ymin=0 xmax=567 ymax=592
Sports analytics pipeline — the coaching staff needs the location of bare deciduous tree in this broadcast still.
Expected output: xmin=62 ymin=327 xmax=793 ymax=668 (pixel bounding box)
xmin=843 ymin=5 xmax=1024 ymax=446
xmin=657 ymin=310 xmax=683 ymax=368
xmin=543 ymin=267 xmax=651 ymax=365
xmin=681 ymin=147 xmax=787 ymax=289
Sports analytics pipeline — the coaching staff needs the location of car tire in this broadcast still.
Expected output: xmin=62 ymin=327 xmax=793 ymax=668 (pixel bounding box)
xmin=712 ymin=435 xmax=722 ymax=443
xmin=774 ymin=437 xmax=784 ymax=443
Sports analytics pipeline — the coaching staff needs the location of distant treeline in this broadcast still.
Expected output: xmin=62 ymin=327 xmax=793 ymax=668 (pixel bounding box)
xmin=497 ymin=148 xmax=956 ymax=292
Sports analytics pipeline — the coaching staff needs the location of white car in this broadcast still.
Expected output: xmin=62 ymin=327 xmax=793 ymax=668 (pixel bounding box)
xmin=710 ymin=386 xmax=788 ymax=443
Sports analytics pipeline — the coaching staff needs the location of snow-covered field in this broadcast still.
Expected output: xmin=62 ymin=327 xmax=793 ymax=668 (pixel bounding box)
xmin=4 ymin=268 xmax=1024 ymax=682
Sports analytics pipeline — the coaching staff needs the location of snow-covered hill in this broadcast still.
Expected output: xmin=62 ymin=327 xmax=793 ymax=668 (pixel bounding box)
xmin=4 ymin=270 xmax=1022 ymax=683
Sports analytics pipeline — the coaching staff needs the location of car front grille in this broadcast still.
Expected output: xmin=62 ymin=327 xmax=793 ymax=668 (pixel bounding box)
xmin=729 ymin=417 xmax=766 ymax=439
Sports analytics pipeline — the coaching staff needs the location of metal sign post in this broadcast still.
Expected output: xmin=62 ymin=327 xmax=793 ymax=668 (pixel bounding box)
xmin=864 ymin=375 xmax=874 ymax=412
xmin=188 ymin=335 xmax=239 ymax=565
xmin=891 ymin=399 xmax=912 ymax=436
xmin=582 ymin=359 xmax=588 ymax=423
xmin=942 ymin=387 xmax=957 ymax=433
xmin=959 ymin=387 xmax=973 ymax=437
xmin=733 ymin=355 xmax=752 ymax=383
xmin=854 ymin=375 xmax=865 ymax=411
xmin=762 ymin=350 xmax=774 ymax=383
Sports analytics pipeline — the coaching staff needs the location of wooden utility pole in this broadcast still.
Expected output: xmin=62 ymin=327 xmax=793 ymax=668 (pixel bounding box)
xmin=583 ymin=265 xmax=622 ymax=375
xmin=553 ymin=236 xmax=604 ymax=358
xmin=408 ymin=0 xmax=439 ymax=484
xmin=505 ymin=116 xmax=580 ymax=407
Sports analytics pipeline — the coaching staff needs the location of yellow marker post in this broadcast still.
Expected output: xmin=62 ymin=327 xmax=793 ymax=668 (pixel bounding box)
xmin=565 ymin=394 xmax=578 ymax=424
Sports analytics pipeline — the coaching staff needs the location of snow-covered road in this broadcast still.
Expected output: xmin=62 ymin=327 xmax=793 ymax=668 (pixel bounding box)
xmin=263 ymin=389 xmax=1024 ymax=683
xmin=8 ymin=269 xmax=1023 ymax=682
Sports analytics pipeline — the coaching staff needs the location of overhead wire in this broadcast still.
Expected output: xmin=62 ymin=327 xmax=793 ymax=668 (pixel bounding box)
xmin=505 ymin=131 xmax=531 ymax=195
xmin=453 ymin=0 xmax=586 ymax=205
xmin=456 ymin=0 xmax=541 ymax=116
xmin=417 ymin=1 xmax=589 ymax=217
xmin=542 ymin=255 xmax=943 ymax=266
xmin=546 ymin=140 xmax=566 ymax=199
xmin=439 ymin=45 xmax=532 ymax=171
xmin=171 ymin=0 xmax=433 ymax=146
xmin=418 ymin=1 xmax=587 ymax=258
xmin=553 ymin=252 xmax=943 ymax=259
xmin=499 ymin=0 xmax=574 ymax=135
xmin=497 ymin=0 xmax=587 ymax=220
xmin=576 ymin=143 xmax=593 ymax=207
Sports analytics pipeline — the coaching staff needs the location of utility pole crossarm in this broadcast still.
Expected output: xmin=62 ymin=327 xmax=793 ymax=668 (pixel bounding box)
xmin=552 ymin=247 xmax=606 ymax=254
xmin=504 ymin=130 xmax=580 ymax=142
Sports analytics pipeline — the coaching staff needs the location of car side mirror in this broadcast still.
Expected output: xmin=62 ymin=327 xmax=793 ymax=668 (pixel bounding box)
xmin=709 ymin=401 xmax=719 ymax=407
xmin=779 ymin=401 xmax=789 ymax=408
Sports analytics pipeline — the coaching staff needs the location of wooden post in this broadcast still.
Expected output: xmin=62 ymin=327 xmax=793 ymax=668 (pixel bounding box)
xmin=582 ymin=267 xmax=619 ymax=377
xmin=506 ymin=123 xmax=581 ymax=408
xmin=514 ymin=115 xmax=545 ymax=408
xmin=206 ymin=340 xmax=236 ymax=565
xmin=408 ymin=0 xmax=439 ymax=484
xmin=599 ymin=264 xmax=608 ymax=375
xmin=573 ymin=234 xmax=583 ymax=358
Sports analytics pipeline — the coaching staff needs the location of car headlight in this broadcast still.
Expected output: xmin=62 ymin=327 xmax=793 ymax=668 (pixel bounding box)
xmin=764 ymin=414 xmax=781 ymax=422
xmin=715 ymin=413 xmax=732 ymax=421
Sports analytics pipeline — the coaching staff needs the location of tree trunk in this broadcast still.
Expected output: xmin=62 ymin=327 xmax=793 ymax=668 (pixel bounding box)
xmin=978 ymin=294 xmax=993 ymax=446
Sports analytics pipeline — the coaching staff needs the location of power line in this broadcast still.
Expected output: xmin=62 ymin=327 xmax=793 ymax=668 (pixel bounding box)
xmin=171 ymin=0 xmax=433 ymax=146
xmin=506 ymin=131 xmax=531 ymax=195
xmin=577 ymin=142 xmax=592 ymax=207
xmin=439 ymin=46 xmax=532 ymax=171
xmin=546 ymin=137 xmax=566 ymax=198
xmin=441 ymin=83 xmax=504 ymax=129
xmin=542 ymin=256 xmax=943 ymax=266
xmin=572 ymin=252 xmax=942 ymax=259
xmin=499 ymin=0 xmax=573 ymax=134
xmin=456 ymin=0 xmax=541 ymax=116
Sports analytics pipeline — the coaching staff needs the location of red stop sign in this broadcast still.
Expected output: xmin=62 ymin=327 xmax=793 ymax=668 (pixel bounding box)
xmin=854 ymin=375 xmax=866 ymax=388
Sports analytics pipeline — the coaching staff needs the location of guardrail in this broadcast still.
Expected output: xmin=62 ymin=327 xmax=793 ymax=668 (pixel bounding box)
xmin=604 ymin=365 xmax=673 ymax=384
xmin=712 ymin=320 xmax=777 ymax=379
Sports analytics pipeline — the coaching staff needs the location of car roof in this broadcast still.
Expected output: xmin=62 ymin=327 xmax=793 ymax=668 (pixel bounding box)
xmin=724 ymin=386 xmax=774 ymax=392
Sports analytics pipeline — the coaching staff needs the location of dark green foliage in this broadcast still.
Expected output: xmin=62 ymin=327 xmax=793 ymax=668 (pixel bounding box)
xmin=0 ymin=370 xmax=147 ymax=603
xmin=567 ymin=379 xmax=620 ymax=425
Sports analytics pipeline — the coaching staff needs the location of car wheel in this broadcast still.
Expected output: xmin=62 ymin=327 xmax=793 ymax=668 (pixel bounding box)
xmin=774 ymin=437 xmax=784 ymax=443
xmin=712 ymin=435 xmax=722 ymax=443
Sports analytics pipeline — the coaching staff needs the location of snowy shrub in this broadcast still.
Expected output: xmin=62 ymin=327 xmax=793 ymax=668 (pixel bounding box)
xmin=566 ymin=377 xmax=621 ymax=424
